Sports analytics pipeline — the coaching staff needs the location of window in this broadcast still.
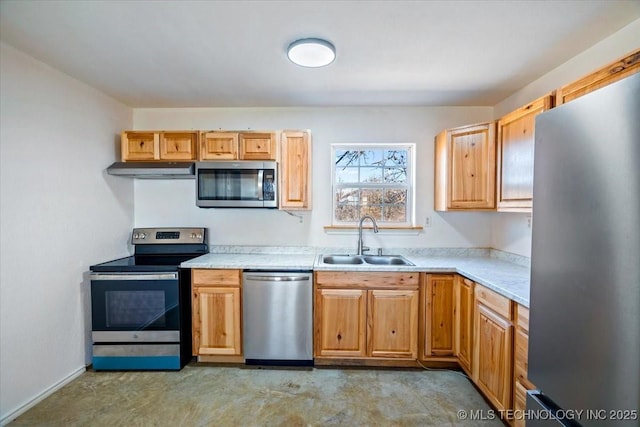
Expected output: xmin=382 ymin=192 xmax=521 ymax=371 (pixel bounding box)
xmin=332 ymin=144 xmax=414 ymax=226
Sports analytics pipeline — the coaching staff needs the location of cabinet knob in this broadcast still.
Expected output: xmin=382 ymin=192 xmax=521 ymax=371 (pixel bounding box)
xmin=337 ymin=334 xmax=342 ymax=341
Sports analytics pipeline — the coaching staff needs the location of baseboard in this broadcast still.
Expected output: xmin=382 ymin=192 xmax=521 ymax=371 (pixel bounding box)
xmin=0 ymin=365 xmax=86 ymax=426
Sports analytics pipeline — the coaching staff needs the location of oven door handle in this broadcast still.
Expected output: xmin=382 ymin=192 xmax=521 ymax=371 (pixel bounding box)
xmin=90 ymin=273 xmax=178 ymax=281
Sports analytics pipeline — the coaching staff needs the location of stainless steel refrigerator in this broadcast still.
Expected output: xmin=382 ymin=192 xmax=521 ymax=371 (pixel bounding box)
xmin=527 ymin=72 xmax=640 ymax=426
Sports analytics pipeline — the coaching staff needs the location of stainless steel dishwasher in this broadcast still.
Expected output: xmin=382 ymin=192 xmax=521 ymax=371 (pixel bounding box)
xmin=242 ymin=271 xmax=313 ymax=365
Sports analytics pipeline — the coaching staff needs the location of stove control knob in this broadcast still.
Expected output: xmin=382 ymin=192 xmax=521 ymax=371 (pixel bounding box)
xmin=191 ymin=233 xmax=197 ymax=239
xmin=139 ymin=232 xmax=147 ymax=240
xmin=197 ymin=233 xmax=203 ymax=239
xmin=133 ymin=233 xmax=139 ymax=239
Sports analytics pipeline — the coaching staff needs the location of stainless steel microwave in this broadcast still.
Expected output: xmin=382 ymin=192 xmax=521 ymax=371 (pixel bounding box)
xmin=196 ymin=161 xmax=278 ymax=208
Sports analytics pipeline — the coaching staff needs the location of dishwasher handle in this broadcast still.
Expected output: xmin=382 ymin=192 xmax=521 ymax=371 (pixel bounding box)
xmin=244 ymin=275 xmax=310 ymax=282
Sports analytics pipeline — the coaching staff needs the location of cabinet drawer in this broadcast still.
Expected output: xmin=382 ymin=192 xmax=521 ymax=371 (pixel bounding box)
xmin=192 ymin=269 xmax=241 ymax=286
xmin=475 ymin=285 xmax=512 ymax=319
xmin=315 ymin=271 xmax=419 ymax=289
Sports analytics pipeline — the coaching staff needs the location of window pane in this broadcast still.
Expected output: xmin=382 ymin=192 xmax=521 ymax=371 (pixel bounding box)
xmin=335 ymin=204 xmax=359 ymax=222
xmin=384 ymin=150 xmax=408 ymax=167
xmin=335 ymin=167 xmax=359 ymax=183
xmin=383 ymin=189 xmax=407 ymax=204
xmin=336 ymin=188 xmax=359 ymax=204
xmin=336 ymin=150 xmax=363 ymax=167
xmin=360 ymin=167 xmax=383 ymax=183
xmin=384 ymin=167 xmax=407 ymax=183
xmin=361 ymin=205 xmax=382 ymax=220
xmin=359 ymin=150 xmax=384 ymax=167
xmin=383 ymin=205 xmax=406 ymax=222
xmin=361 ymin=189 xmax=382 ymax=205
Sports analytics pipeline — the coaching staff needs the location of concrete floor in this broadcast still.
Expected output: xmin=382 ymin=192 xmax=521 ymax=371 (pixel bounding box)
xmin=9 ymin=364 xmax=503 ymax=426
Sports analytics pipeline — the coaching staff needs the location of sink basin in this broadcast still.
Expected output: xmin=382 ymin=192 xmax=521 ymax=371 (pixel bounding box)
xmin=322 ymin=255 xmax=364 ymax=265
xmin=320 ymin=254 xmax=414 ymax=266
xmin=362 ymin=255 xmax=414 ymax=266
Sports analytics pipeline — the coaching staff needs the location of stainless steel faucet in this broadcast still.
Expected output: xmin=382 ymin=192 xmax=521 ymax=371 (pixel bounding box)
xmin=357 ymin=215 xmax=379 ymax=255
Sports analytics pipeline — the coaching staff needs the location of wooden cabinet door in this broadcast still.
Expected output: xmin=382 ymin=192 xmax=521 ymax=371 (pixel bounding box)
xmin=192 ymin=286 xmax=241 ymax=356
xmin=160 ymin=132 xmax=197 ymax=160
xmin=199 ymin=132 xmax=239 ymax=160
xmin=280 ymin=130 xmax=311 ymax=210
xmin=121 ymin=131 xmax=159 ymax=161
xmin=496 ymin=95 xmax=553 ymax=212
xmin=239 ymin=132 xmax=276 ymax=160
xmin=473 ymin=303 xmax=513 ymax=411
xmin=455 ymin=276 xmax=474 ymax=374
xmin=513 ymin=380 xmax=528 ymax=427
xmin=423 ymin=274 xmax=455 ymax=357
xmin=434 ymin=122 xmax=496 ymax=211
xmin=315 ymin=288 xmax=366 ymax=358
xmin=556 ymin=49 xmax=640 ymax=105
xmin=368 ymin=289 xmax=418 ymax=358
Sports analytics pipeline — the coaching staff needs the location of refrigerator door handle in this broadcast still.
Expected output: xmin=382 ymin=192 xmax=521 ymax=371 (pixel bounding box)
xmin=527 ymin=390 xmax=582 ymax=427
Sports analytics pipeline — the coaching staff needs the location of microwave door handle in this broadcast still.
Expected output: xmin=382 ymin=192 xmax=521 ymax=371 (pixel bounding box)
xmin=257 ymin=169 xmax=264 ymax=201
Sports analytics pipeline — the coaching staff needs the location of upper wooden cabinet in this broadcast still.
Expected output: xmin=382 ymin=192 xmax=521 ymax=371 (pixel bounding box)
xmin=121 ymin=130 xmax=198 ymax=161
xmin=199 ymin=132 xmax=239 ymax=160
xmin=198 ymin=131 xmax=276 ymax=160
xmin=556 ymin=49 xmax=640 ymax=105
xmin=434 ymin=122 xmax=496 ymax=211
xmin=496 ymin=94 xmax=553 ymax=212
xmin=239 ymin=132 xmax=277 ymax=160
xmin=280 ymin=130 xmax=312 ymax=210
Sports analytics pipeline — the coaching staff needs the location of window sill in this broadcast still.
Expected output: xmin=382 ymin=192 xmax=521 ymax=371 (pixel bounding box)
xmin=324 ymin=225 xmax=423 ymax=236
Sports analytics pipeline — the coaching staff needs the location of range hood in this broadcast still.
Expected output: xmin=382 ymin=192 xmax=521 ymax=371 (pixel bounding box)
xmin=106 ymin=162 xmax=195 ymax=179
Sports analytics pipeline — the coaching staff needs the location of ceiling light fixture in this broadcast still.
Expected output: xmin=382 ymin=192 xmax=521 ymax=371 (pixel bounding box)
xmin=287 ymin=38 xmax=336 ymax=68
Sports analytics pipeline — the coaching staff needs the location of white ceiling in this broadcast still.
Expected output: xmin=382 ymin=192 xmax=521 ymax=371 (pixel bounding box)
xmin=1 ymin=0 xmax=639 ymax=108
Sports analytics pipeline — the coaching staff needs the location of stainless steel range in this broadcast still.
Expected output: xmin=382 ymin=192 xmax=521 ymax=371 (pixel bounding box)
xmin=89 ymin=227 xmax=207 ymax=371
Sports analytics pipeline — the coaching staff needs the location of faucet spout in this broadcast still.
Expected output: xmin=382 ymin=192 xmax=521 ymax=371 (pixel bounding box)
xmin=357 ymin=215 xmax=379 ymax=255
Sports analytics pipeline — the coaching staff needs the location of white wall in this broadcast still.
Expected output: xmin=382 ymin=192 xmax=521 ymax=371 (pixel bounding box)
xmin=133 ymin=107 xmax=495 ymax=249
xmin=490 ymin=18 xmax=640 ymax=257
xmin=0 ymin=42 xmax=133 ymax=423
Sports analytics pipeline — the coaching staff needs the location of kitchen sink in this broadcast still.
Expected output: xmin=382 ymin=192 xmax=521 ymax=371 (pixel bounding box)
xmin=361 ymin=255 xmax=414 ymax=265
xmin=322 ymin=255 xmax=364 ymax=264
xmin=320 ymin=254 xmax=414 ymax=266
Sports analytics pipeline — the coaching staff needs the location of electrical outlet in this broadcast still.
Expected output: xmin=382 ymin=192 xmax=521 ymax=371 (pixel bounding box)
xmin=425 ymin=216 xmax=432 ymax=227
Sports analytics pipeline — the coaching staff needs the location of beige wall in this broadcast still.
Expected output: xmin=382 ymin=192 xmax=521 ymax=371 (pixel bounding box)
xmin=0 ymin=42 xmax=133 ymax=423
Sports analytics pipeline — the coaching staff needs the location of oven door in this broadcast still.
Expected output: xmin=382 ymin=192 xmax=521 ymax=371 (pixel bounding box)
xmin=90 ymin=272 xmax=180 ymax=343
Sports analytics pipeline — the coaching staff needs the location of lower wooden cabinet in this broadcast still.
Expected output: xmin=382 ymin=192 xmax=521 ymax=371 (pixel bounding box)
xmin=314 ymin=271 xmax=419 ymax=363
xmin=420 ymin=274 xmax=456 ymax=360
xmin=513 ymin=304 xmax=535 ymax=427
xmin=191 ymin=269 xmax=242 ymax=359
xmin=473 ymin=284 xmax=514 ymax=413
xmin=454 ymin=276 xmax=474 ymax=375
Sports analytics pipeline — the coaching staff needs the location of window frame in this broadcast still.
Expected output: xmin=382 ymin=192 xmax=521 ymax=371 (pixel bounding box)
xmin=330 ymin=143 xmax=415 ymax=227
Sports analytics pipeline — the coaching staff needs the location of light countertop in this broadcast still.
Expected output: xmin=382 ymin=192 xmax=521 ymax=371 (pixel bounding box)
xmin=182 ymin=249 xmax=531 ymax=307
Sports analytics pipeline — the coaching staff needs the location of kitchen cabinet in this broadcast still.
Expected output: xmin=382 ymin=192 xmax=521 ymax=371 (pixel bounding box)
xmin=121 ymin=130 xmax=198 ymax=161
xmin=199 ymin=131 xmax=239 ymax=160
xmin=556 ymin=48 xmax=640 ymax=105
xmin=473 ymin=284 xmax=514 ymax=413
xmin=314 ymin=271 xmax=419 ymax=364
xmin=496 ymin=95 xmax=553 ymax=212
xmin=513 ymin=304 xmax=534 ymax=427
xmin=420 ymin=274 xmax=455 ymax=360
xmin=279 ymin=130 xmax=312 ymax=210
xmin=239 ymin=132 xmax=277 ymax=160
xmin=198 ymin=131 xmax=277 ymax=160
xmin=434 ymin=122 xmax=496 ymax=211
xmin=454 ymin=276 xmax=474 ymax=375
xmin=191 ymin=269 xmax=243 ymax=361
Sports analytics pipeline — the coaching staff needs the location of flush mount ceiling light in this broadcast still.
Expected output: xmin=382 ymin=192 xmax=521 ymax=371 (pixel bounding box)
xmin=287 ymin=38 xmax=336 ymax=68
